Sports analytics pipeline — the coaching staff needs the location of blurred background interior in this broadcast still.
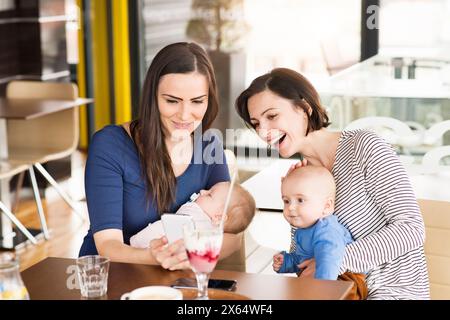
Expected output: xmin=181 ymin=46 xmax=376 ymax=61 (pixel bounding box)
xmin=1 ymin=0 xmax=450 ymax=299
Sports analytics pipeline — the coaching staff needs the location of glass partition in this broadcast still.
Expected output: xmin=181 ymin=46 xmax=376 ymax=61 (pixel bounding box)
xmin=317 ymin=54 xmax=450 ymax=161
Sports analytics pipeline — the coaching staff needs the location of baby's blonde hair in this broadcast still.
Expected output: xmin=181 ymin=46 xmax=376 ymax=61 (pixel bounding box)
xmin=283 ymin=165 xmax=336 ymax=199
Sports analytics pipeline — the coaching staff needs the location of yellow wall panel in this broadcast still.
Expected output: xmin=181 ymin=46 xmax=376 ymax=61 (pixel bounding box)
xmin=111 ymin=0 xmax=132 ymax=124
xmin=76 ymin=0 xmax=88 ymax=149
xmin=91 ymin=0 xmax=111 ymax=131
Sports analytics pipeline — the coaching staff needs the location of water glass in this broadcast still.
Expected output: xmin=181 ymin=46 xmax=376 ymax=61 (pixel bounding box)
xmin=76 ymin=255 xmax=110 ymax=298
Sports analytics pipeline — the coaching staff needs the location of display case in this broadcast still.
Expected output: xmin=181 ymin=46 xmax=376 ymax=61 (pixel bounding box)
xmin=316 ymin=53 xmax=450 ymax=157
xmin=317 ymin=54 xmax=450 ymax=129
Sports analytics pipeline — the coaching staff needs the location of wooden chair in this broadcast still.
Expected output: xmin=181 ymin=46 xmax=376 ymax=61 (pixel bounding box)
xmin=345 ymin=116 xmax=423 ymax=164
xmin=418 ymin=199 xmax=450 ymax=299
xmin=216 ymin=149 xmax=246 ymax=272
xmin=6 ymin=81 xmax=84 ymax=221
xmin=345 ymin=116 xmax=422 ymax=148
xmin=216 ymin=233 xmax=246 ymax=272
xmin=423 ymin=120 xmax=450 ymax=147
xmin=422 ymin=146 xmax=450 ymax=168
xmin=0 ymin=160 xmax=47 ymax=243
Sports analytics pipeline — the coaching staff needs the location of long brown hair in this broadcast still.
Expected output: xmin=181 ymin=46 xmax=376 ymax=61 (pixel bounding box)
xmin=130 ymin=42 xmax=219 ymax=213
xmin=235 ymin=68 xmax=330 ymax=135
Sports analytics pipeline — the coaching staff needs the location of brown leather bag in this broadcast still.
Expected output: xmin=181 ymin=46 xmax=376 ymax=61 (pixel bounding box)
xmin=338 ymin=272 xmax=368 ymax=300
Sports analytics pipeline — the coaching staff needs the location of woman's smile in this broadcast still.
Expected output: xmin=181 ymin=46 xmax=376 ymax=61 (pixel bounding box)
xmin=158 ymin=72 xmax=209 ymax=138
xmin=268 ymin=131 xmax=286 ymax=146
xmin=273 ymin=133 xmax=288 ymax=150
xmin=248 ymin=89 xmax=308 ymax=158
xmin=172 ymin=121 xmax=193 ymax=130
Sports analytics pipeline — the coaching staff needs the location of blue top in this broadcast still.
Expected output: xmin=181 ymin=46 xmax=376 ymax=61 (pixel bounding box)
xmin=278 ymin=215 xmax=353 ymax=280
xmin=79 ymin=125 xmax=230 ymax=256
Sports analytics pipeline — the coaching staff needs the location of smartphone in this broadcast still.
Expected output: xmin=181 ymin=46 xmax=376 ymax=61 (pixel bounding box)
xmin=161 ymin=214 xmax=194 ymax=243
xmin=172 ymin=277 xmax=237 ymax=291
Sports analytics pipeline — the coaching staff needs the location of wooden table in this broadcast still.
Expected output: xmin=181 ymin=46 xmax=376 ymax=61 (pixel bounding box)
xmin=21 ymin=257 xmax=353 ymax=300
xmin=0 ymin=97 xmax=92 ymax=248
xmin=0 ymin=98 xmax=93 ymax=120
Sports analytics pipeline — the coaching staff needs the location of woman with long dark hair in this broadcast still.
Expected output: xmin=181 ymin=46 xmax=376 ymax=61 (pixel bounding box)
xmin=79 ymin=43 xmax=240 ymax=270
xmin=236 ymin=68 xmax=429 ymax=299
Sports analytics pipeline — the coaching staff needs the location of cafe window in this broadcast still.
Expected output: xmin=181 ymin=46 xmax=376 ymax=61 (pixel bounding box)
xmin=139 ymin=0 xmax=193 ymax=79
xmin=65 ymin=0 xmax=79 ymax=65
xmin=379 ymin=0 xmax=450 ymax=53
xmin=244 ymin=0 xmax=361 ymax=81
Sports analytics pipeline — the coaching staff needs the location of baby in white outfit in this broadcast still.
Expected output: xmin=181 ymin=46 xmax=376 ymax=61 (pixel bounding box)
xmin=130 ymin=181 xmax=255 ymax=248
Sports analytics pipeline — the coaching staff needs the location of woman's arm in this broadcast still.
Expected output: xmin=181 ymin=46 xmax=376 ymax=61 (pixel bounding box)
xmin=85 ymin=129 xmax=188 ymax=269
xmin=340 ymin=132 xmax=425 ymax=274
xmin=94 ymin=229 xmax=157 ymax=264
xmin=94 ymin=229 xmax=190 ymax=269
xmin=96 ymin=229 xmax=240 ymax=266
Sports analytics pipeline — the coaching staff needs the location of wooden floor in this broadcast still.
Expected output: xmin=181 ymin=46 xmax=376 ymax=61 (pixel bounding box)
xmin=8 ymin=151 xmax=90 ymax=271
xmin=14 ymin=196 xmax=89 ymax=272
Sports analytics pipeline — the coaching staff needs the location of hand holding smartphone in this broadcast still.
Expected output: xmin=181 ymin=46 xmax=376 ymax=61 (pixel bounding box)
xmin=161 ymin=214 xmax=194 ymax=243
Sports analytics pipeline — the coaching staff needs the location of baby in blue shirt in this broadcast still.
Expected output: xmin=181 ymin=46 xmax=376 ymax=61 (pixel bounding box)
xmin=273 ymin=165 xmax=352 ymax=280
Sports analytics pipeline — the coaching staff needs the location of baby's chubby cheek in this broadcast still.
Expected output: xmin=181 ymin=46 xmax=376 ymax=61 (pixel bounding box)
xmin=196 ymin=198 xmax=214 ymax=213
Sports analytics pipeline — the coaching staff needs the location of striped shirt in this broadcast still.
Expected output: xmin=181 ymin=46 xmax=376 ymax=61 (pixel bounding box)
xmin=290 ymin=130 xmax=430 ymax=300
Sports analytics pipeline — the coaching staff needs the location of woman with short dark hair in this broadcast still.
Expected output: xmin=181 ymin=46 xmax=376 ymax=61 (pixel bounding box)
xmin=236 ymin=68 xmax=430 ymax=299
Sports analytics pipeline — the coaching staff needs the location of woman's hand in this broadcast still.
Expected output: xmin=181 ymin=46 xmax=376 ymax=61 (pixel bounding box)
xmin=149 ymin=236 xmax=189 ymax=271
xmin=282 ymin=158 xmax=308 ymax=182
xmin=297 ymin=258 xmax=315 ymax=278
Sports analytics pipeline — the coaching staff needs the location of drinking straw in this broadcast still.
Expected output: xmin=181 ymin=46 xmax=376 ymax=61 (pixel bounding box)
xmin=219 ymin=171 xmax=237 ymax=231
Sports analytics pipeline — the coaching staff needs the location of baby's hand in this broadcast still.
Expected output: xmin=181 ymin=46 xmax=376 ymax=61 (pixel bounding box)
xmin=272 ymin=253 xmax=284 ymax=272
xmin=281 ymin=159 xmax=308 ymax=182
